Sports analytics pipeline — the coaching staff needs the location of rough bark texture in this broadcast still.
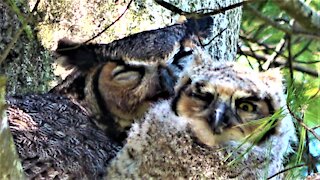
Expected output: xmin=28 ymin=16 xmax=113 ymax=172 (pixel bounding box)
xmin=0 ymin=0 xmax=55 ymax=96
xmin=0 ymin=77 xmax=24 ymax=180
xmin=165 ymin=0 xmax=242 ymax=61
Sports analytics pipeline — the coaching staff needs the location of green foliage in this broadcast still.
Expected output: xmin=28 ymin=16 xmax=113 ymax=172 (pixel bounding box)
xmin=240 ymin=1 xmax=320 ymax=178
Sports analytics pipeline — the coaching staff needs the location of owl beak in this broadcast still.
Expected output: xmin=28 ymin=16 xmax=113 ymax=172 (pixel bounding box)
xmin=209 ymin=102 xmax=227 ymax=134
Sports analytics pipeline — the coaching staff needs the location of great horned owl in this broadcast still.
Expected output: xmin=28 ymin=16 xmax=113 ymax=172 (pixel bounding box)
xmin=51 ymin=17 xmax=214 ymax=142
xmin=6 ymin=17 xmax=213 ymax=178
xmin=106 ymin=50 xmax=296 ymax=179
xmin=7 ymin=93 xmax=121 ymax=179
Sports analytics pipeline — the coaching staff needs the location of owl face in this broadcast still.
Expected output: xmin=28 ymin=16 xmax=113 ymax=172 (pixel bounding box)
xmin=172 ymin=63 xmax=283 ymax=146
xmin=85 ymin=59 xmax=177 ymax=141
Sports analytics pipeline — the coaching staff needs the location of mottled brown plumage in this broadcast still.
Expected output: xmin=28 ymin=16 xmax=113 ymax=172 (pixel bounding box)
xmin=55 ymin=16 xmax=213 ymax=69
xmin=7 ymin=93 xmax=121 ymax=179
xmin=51 ymin=16 xmax=214 ymax=142
xmin=107 ymin=50 xmax=296 ymax=179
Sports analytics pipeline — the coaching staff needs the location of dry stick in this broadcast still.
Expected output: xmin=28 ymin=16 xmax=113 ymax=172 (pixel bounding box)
xmin=262 ymin=35 xmax=287 ymax=70
xmin=0 ymin=0 xmax=41 ymax=65
xmin=84 ymin=0 xmax=134 ymax=44
xmin=267 ymin=164 xmax=306 ymax=180
xmin=286 ymin=103 xmax=320 ymax=141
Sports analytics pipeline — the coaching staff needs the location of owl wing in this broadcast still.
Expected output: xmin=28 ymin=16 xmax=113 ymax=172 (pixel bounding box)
xmin=55 ymin=16 xmax=213 ymax=70
xmin=7 ymin=93 xmax=121 ymax=179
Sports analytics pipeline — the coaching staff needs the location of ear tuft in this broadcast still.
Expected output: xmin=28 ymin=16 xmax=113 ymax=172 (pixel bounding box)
xmin=55 ymin=38 xmax=98 ymax=70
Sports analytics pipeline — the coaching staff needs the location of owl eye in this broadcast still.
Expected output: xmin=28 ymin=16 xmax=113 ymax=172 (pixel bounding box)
xmin=237 ymin=102 xmax=255 ymax=112
xmin=189 ymin=91 xmax=214 ymax=103
xmin=111 ymin=65 xmax=144 ymax=86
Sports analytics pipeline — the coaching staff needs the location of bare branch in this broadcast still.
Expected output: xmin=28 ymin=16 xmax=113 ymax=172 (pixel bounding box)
xmin=154 ymin=0 xmax=185 ymax=14
xmin=286 ymin=103 xmax=320 ymax=141
xmin=312 ymin=125 xmax=320 ymax=130
xmin=273 ymin=0 xmax=320 ymax=33
xmin=155 ymin=0 xmax=252 ymax=18
xmin=244 ymin=4 xmax=320 ymax=40
xmin=293 ymin=40 xmax=313 ymax=59
xmin=239 ymin=49 xmax=319 ymax=77
xmin=262 ymin=35 xmax=286 ymax=70
xmin=84 ymin=0 xmax=134 ymax=44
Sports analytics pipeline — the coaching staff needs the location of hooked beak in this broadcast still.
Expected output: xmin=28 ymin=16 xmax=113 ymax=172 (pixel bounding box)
xmin=208 ymin=102 xmax=228 ymax=134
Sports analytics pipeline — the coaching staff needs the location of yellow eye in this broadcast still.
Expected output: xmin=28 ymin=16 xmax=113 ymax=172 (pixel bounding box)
xmin=238 ymin=102 xmax=255 ymax=112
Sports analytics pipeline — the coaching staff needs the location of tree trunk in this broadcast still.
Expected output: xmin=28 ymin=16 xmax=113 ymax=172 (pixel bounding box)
xmin=0 ymin=77 xmax=24 ymax=179
xmin=0 ymin=0 xmax=55 ymax=96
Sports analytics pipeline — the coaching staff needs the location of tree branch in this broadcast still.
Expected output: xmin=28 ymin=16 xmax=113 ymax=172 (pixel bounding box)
xmin=155 ymin=0 xmax=252 ymax=18
xmin=273 ymin=0 xmax=320 ymax=33
xmin=244 ymin=4 xmax=320 ymax=40
xmin=238 ymin=49 xmax=319 ymax=77
xmin=286 ymin=103 xmax=320 ymax=141
xmin=84 ymin=0 xmax=134 ymax=44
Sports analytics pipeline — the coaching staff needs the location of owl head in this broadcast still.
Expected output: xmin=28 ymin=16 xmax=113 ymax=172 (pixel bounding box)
xmin=172 ymin=56 xmax=294 ymax=147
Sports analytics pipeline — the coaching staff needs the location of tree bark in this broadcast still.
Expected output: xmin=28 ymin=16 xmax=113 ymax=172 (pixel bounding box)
xmin=0 ymin=77 xmax=24 ymax=179
xmin=0 ymin=0 xmax=55 ymax=96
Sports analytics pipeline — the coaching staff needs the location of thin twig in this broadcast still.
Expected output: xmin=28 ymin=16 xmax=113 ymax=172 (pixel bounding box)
xmin=201 ymin=27 xmax=227 ymax=47
xmin=287 ymin=35 xmax=294 ymax=82
xmin=313 ymin=125 xmax=320 ymax=130
xmin=267 ymin=164 xmax=306 ymax=179
xmin=243 ymin=40 xmax=263 ymax=71
xmin=237 ymin=44 xmax=254 ymax=69
xmin=293 ymin=40 xmax=313 ymax=59
xmin=262 ymin=35 xmax=287 ymax=70
xmin=286 ymin=103 xmax=320 ymax=141
xmin=84 ymin=0 xmax=134 ymax=44
xmin=239 ymin=49 xmax=319 ymax=77
xmin=244 ymin=4 xmax=320 ymax=40
xmin=294 ymin=60 xmax=320 ymax=64
xmin=155 ymin=0 xmax=252 ymax=19
xmin=240 ymin=34 xmax=290 ymax=60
